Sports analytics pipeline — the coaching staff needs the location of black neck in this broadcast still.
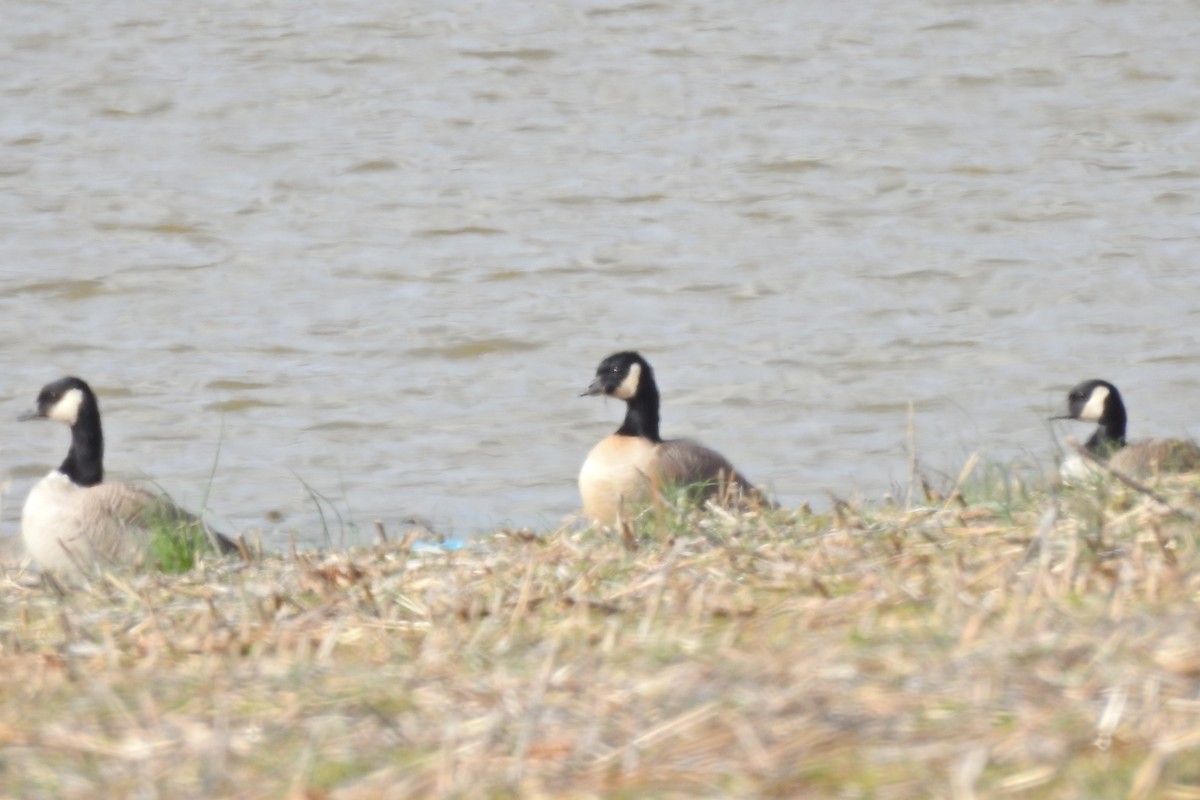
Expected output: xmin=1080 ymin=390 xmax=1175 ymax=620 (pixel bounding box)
xmin=60 ymin=402 xmax=104 ymax=486
xmin=616 ymin=378 xmax=661 ymax=442
xmin=1085 ymin=406 xmax=1126 ymax=456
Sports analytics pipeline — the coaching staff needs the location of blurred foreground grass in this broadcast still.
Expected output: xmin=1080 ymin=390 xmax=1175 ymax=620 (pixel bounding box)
xmin=2 ymin=470 xmax=1200 ymax=799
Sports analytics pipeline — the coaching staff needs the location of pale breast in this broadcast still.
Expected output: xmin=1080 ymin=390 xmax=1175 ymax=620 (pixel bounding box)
xmin=578 ymin=435 xmax=658 ymax=525
xmin=21 ymin=471 xmax=149 ymax=573
xmin=1059 ymin=453 xmax=1100 ymax=484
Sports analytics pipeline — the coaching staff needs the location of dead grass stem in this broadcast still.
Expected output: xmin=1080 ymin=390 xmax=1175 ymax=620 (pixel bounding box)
xmin=2 ymin=471 xmax=1200 ymax=797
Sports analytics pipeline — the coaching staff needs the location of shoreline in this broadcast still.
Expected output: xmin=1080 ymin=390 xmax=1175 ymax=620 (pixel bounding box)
xmin=2 ymin=469 xmax=1199 ymax=797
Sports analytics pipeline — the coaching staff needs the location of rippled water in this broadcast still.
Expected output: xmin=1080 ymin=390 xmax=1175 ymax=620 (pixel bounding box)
xmin=3 ymin=0 xmax=1200 ymax=546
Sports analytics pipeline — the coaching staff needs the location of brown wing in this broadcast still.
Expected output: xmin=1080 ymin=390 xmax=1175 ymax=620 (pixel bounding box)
xmin=85 ymin=482 xmax=158 ymax=522
xmin=59 ymin=483 xmax=156 ymax=565
xmin=1109 ymin=438 xmax=1200 ymax=478
xmin=655 ymin=439 xmax=771 ymax=508
xmin=82 ymin=483 xmax=238 ymax=556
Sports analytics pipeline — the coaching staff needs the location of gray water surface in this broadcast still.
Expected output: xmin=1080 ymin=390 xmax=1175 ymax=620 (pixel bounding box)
xmin=3 ymin=0 xmax=1200 ymax=546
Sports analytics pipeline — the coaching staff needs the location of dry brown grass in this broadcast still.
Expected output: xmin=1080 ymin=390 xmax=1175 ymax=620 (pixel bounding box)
xmin=3 ymin=473 xmax=1200 ymax=799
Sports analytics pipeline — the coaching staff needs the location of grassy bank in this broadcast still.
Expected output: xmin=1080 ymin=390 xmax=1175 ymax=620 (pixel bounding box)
xmin=2 ymin=470 xmax=1200 ymax=798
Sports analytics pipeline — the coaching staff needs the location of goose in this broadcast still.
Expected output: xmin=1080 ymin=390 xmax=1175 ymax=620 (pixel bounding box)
xmin=1056 ymin=378 xmax=1200 ymax=480
xmin=18 ymin=376 xmax=237 ymax=573
xmin=578 ymin=351 xmax=770 ymax=524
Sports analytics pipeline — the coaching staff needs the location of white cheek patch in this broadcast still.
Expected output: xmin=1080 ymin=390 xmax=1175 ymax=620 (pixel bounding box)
xmin=1078 ymin=385 xmax=1109 ymax=422
xmin=612 ymin=362 xmax=641 ymax=400
xmin=47 ymin=388 xmax=84 ymax=425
